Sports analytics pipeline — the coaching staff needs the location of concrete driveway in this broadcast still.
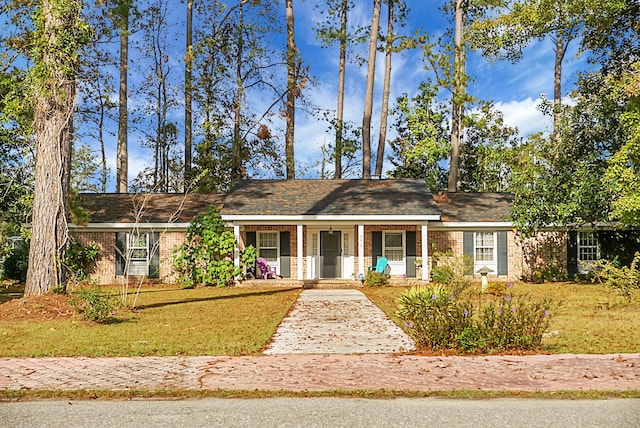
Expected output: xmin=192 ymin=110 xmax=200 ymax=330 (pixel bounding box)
xmin=263 ymin=289 xmax=415 ymax=354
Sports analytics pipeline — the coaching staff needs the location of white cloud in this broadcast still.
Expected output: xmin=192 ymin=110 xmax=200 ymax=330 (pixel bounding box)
xmin=494 ymin=97 xmax=551 ymax=138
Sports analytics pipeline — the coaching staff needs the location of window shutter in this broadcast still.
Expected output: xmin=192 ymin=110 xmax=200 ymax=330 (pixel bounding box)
xmin=279 ymin=231 xmax=290 ymax=278
xmin=372 ymin=231 xmax=382 ymax=267
xmin=497 ymin=231 xmax=508 ymax=276
xmin=567 ymin=231 xmax=578 ymax=278
xmin=149 ymin=232 xmax=160 ymax=278
xmin=245 ymin=231 xmax=257 ymax=248
xmin=463 ymin=231 xmax=474 ymax=275
xmin=115 ymin=232 xmax=126 ymax=276
xmin=406 ymin=231 xmax=416 ymax=278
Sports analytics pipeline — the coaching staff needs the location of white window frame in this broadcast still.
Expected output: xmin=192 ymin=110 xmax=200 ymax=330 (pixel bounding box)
xmin=474 ymin=232 xmax=497 ymax=273
xmin=578 ymin=231 xmax=600 ymax=273
xmin=127 ymin=233 xmax=150 ymax=276
xmin=383 ymin=231 xmax=405 ymax=274
xmin=257 ymin=231 xmax=279 ymax=266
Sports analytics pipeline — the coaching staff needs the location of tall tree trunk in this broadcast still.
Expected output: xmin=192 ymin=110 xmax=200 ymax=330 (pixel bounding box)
xmin=184 ymin=0 xmax=193 ymax=191
xmin=334 ymin=0 xmax=348 ymax=179
xmin=116 ymin=2 xmax=129 ymax=193
xmin=26 ymin=0 xmax=83 ymax=295
xmin=374 ymin=0 xmax=393 ymax=178
xmin=362 ymin=0 xmax=382 ymax=179
xmin=553 ymin=27 xmax=565 ymax=144
xmin=97 ymin=79 xmax=108 ymax=193
xmin=285 ymin=0 xmax=297 ymax=179
xmin=448 ymin=0 xmax=465 ymax=192
xmin=232 ymin=1 xmax=244 ymax=181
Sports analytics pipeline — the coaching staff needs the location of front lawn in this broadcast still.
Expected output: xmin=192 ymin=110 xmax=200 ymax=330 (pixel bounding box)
xmin=0 ymin=285 xmax=300 ymax=357
xmin=363 ymin=282 xmax=640 ymax=354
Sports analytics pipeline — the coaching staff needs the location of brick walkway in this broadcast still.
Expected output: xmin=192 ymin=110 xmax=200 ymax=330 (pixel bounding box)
xmin=0 ymin=354 xmax=639 ymax=392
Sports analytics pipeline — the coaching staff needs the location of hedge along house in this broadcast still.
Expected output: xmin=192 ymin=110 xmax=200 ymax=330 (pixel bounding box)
xmin=72 ymin=193 xmax=225 ymax=284
xmin=221 ymin=179 xmax=523 ymax=283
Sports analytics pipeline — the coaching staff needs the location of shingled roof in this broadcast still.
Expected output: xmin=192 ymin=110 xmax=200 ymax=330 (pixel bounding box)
xmin=76 ymin=193 xmax=225 ymax=224
xmin=221 ymin=179 xmax=441 ymax=217
xmin=432 ymin=192 xmax=513 ymax=223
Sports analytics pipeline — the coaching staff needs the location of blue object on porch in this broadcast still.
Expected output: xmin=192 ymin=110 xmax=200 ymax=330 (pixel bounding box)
xmin=369 ymin=257 xmax=390 ymax=276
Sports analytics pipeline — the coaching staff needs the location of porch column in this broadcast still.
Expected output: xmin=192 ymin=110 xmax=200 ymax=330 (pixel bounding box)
xmin=358 ymin=224 xmax=365 ymax=277
xmin=233 ymin=224 xmax=241 ymax=270
xmin=297 ymin=224 xmax=304 ymax=280
xmin=421 ymin=223 xmax=429 ymax=281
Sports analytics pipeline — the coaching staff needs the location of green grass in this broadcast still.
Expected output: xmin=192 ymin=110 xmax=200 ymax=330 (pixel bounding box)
xmin=0 ymin=286 xmax=300 ymax=357
xmin=363 ymin=282 xmax=640 ymax=354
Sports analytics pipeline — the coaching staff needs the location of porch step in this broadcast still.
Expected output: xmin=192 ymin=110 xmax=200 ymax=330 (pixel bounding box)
xmin=302 ymin=280 xmax=363 ymax=289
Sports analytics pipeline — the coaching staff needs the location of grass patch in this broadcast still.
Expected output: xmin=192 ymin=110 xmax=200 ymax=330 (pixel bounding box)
xmin=0 ymin=285 xmax=300 ymax=357
xmin=363 ymin=282 xmax=640 ymax=354
xmin=2 ymin=388 xmax=639 ymax=402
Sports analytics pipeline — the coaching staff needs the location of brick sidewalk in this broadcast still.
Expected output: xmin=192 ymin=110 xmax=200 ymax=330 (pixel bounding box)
xmin=1 ymin=354 xmax=639 ymax=392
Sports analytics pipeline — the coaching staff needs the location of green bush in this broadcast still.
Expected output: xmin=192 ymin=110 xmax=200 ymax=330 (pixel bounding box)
xmin=68 ymin=286 xmax=120 ymax=323
xmin=396 ymin=284 xmax=555 ymax=353
xmin=396 ymin=285 xmax=473 ymax=349
xmin=592 ymin=252 xmax=640 ymax=302
xmin=173 ymin=206 xmax=241 ymax=287
xmin=64 ymin=239 xmax=100 ymax=282
xmin=2 ymin=240 xmax=29 ymax=282
xmin=365 ymin=271 xmax=389 ymax=287
xmin=430 ymin=251 xmax=473 ymax=297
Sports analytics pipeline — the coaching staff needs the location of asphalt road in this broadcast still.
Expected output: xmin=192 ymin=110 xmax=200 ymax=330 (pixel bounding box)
xmin=1 ymin=398 xmax=638 ymax=428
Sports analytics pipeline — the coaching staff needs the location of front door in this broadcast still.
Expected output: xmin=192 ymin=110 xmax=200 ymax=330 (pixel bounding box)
xmin=321 ymin=231 xmax=342 ymax=278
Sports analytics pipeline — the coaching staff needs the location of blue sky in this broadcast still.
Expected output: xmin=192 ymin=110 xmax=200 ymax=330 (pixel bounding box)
xmin=86 ymin=0 xmax=590 ymax=188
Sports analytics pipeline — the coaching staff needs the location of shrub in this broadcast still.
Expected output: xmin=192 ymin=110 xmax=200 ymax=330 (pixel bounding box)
xmin=474 ymin=294 xmax=554 ymax=351
xmin=365 ymin=271 xmax=389 ymax=287
xmin=64 ymin=240 xmax=100 ymax=283
xmin=592 ymin=253 xmax=640 ymax=302
xmin=68 ymin=286 xmax=120 ymax=323
xmin=430 ymin=251 xmax=473 ymax=296
xmin=2 ymin=240 xmax=29 ymax=282
xmin=396 ymin=285 xmax=473 ymax=349
xmin=485 ymin=282 xmax=507 ymax=296
xmin=173 ymin=206 xmax=241 ymax=287
xmin=396 ymin=284 xmax=555 ymax=353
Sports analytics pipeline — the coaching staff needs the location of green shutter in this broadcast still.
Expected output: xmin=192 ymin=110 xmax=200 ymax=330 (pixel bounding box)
xmin=149 ymin=232 xmax=160 ymax=278
xmin=115 ymin=232 xmax=126 ymax=276
xmin=463 ymin=231 xmax=474 ymax=275
xmin=280 ymin=231 xmax=290 ymax=278
xmin=567 ymin=231 xmax=578 ymax=278
xmin=372 ymin=231 xmax=382 ymax=267
xmin=497 ymin=231 xmax=508 ymax=276
xmin=406 ymin=231 xmax=416 ymax=278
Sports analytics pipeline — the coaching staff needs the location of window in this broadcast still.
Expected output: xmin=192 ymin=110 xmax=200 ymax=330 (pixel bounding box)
xmin=127 ymin=233 xmax=150 ymax=276
xmin=474 ymin=232 xmax=497 ymax=272
xmin=475 ymin=232 xmax=495 ymax=262
xmin=578 ymin=232 xmax=599 ymax=272
xmin=383 ymin=232 xmax=403 ymax=262
xmin=258 ymin=231 xmax=278 ymax=262
xmin=128 ymin=233 xmax=149 ymax=262
xmin=115 ymin=232 xmax=158 ymax=278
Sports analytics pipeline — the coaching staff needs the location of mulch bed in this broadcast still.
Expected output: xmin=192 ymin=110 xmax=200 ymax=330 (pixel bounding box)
xmin=0 ymin=284 xmax=75 ymax=321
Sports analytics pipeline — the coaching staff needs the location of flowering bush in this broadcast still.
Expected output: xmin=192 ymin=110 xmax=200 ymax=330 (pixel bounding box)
xmin=396 ymin=285 xmax=473 ymax=349
xmin=396 ymin=284 xmax=555 ymax=353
